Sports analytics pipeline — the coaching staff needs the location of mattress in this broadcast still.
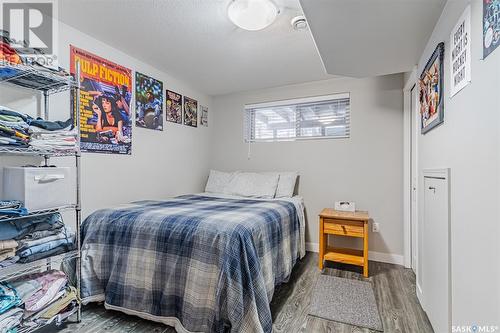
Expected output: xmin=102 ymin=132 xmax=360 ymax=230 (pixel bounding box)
xmin=80 ymin=194 xmax=305 ymax=333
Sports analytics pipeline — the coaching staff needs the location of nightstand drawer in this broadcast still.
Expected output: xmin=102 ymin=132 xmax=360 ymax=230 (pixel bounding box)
xmin=323 ymin=219 xmax=364 ymax=237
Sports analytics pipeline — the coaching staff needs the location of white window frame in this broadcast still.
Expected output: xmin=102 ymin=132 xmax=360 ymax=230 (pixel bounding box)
xmin=244 ymin=93 xmax=350 ymax=142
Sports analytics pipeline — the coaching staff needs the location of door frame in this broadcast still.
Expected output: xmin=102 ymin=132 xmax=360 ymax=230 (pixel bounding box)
xmin=403 ymin=67 xmax=418 ymax=269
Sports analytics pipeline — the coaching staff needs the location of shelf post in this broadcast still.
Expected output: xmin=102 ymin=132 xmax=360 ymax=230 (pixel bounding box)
xmin=75 ymin=60 xmax=82 ymax=323
xmin=43 ymin=90 xmax=49 ymax=120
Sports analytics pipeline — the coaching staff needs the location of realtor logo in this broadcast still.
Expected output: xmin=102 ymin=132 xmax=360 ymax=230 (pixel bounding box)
xmin=1 ymin=0 xmax=57 ymax=56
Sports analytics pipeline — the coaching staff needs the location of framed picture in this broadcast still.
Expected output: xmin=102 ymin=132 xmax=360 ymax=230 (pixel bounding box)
xmin=135 ymin=72 xmax=163 ymax=131
xmin=183 ymin=96 xmax=198 ymax=127
xmin=419 ymin=42 xmax=444 ymax=134
xmin=483 ymin=0 xmax=500 ymax=59
xmin=70 ymin=46 xmax=132 ymax=155
xmin=200 ymin=105 xmax=208 ymax=127
xmin=166 ymin=89 xmax=183 ymax=124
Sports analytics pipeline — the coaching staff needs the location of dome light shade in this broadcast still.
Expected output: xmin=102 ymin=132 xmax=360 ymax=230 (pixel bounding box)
xmin=227 ymin=0 xmax=279 ymax=31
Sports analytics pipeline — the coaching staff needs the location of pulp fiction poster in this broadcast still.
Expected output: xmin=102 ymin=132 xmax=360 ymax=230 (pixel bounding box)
xmin=70 ymin=46 xmax=132 ymax=154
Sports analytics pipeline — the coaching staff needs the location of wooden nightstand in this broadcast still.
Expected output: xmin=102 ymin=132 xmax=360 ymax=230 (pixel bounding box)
xmin=318 ymin=208 xmax=370 ymax=277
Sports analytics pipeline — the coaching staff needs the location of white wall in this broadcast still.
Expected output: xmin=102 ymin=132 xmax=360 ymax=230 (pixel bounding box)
xmin=210 ymin=74 xmax=405 ymax=260
xmin=0 ymin=21 xmax=213 ymax=219
xmin=412 ymin=0 xmax=500 ymax=327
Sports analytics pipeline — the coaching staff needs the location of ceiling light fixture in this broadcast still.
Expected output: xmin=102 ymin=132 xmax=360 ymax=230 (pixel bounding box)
xmin=227 ymin=0 xmax=279 ymax=31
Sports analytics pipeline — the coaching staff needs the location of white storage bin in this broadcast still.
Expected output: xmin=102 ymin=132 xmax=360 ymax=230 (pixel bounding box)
xmin=3 ymin=167 xmax=75 ymax=211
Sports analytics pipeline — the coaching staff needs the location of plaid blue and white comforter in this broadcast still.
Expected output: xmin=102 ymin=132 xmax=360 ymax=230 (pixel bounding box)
xmin=80 ymin=194 xmax=304 ymax=333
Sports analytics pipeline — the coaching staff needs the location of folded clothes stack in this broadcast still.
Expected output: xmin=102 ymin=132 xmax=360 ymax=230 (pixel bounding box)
xmin=0 ymin=213 xmax=75 ymax=267
xmin=0 ymin=106 xmax=76 ymax=153
xmin=0 ymin=270 xmax=79 ymax=332
xmin=1 ymin=29 xmax=71 ymax=80
xmin=0 ymin=200 xmax=27 ymax=217
xmin=29 ymin=126 xmax=78 ymax=152
xmin=0 ymin=240 xmax=17 ymax=265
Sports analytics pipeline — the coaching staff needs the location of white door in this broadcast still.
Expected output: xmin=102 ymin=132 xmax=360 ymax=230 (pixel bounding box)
xmin=410 ymin=85 xmax=418 ymax=272
xmin=423 ymin=171 xmax=451 ymax=333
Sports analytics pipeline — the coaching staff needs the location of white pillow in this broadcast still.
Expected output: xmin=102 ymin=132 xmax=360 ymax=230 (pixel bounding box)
xmin=205 ymin=170 xmax=234 ymax=194
xmin=261 ymin=171 xmax=298 ymax=198
xmin=275 ymin=172 xmax=298 ymax=198
xmin=225 ymin=172 xmax=279 ymax=199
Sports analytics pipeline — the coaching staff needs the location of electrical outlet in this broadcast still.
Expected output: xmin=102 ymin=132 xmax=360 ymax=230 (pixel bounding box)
xmin=372 ymin=222 xmax=380 ymax=233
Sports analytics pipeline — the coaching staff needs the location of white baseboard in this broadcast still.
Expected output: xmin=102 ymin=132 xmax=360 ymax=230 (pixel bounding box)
xmin=369 ymin=251 xmax=404 ymax=265
xmin=305 ymin=242 xmax=404 ymax=266
xmin=305 ymin=242 xmax=319 ymax=252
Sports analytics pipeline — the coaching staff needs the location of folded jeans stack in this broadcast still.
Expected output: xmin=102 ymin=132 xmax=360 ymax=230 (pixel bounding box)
xmin=0 ymin=200 xmax=27 ymax=217
xmin=0 ymin=270 xmax=79 ymax=331
xmin=0 ymin=213 xmax=74 ymax=266
xmin=16 ymin=226 xmax=75 ymax=264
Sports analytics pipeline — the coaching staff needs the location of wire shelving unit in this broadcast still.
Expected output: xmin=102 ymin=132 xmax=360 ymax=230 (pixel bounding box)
xmin=0 ymin=61 xmax=82 ymax=331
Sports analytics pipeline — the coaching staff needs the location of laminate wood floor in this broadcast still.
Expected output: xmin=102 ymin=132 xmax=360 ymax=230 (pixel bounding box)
xmin=41 ymin=252 xmax=433 ymax=333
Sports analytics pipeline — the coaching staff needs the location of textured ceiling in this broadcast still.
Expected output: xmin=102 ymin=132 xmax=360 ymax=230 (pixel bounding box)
xmin=300 ymin=0 xmax=447 ymax=77
xmin=59 ymin=0 xmax=332 ymax=96
xmin=59 ymin=0 xmax=445 ymax=96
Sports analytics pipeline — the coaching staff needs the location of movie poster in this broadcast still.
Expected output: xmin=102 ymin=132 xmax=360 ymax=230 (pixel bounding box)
xmin=70 ymin=46 xmax=132 ymax=154
xmin=200 ymin=105 xmax=208 ymax=127
xmin=135 ymin=72 xmax=163 ymax=131
xmin=183 ymin=96 xmax=198 ymax=127
xmin=166 ymin=90 xmax=182 ymax=124
xmin=484 ymin=0 xmax=500 ymax=59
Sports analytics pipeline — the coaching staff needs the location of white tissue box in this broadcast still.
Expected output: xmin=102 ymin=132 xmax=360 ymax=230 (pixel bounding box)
xmin=3 ymin=167 xmax=75 ymax=211
xmin=334 ymin=201 xmax=356 ymax=212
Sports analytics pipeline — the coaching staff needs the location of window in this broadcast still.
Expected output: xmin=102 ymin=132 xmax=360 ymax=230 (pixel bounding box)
xmin=244 ymin=93 xmax=350 ymax=142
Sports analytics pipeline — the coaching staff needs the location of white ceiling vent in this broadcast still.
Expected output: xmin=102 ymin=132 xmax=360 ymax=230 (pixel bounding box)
xmin=291 ymin=15 xmax=307 ymax=31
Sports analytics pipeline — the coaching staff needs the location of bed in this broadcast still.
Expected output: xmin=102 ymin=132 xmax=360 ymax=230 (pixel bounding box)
xmin=80 ymin=192 xmax=305 ymax=333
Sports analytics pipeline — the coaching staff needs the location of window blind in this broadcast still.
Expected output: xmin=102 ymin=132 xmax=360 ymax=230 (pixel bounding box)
xmin=244 ymin=93 xmax=350 ymax=142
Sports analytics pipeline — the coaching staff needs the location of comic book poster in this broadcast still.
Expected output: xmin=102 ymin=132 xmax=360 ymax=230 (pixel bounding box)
xmin=70 ymin=46 xmax=132 ymax=154
xmin=183 ymin=96 xmax=198 ymax=127
xmin=166 ymin=90 xmax=182 ymax=124
xmin=200 ymin=105 xmax=208 ymax=127
xmin=484 ymin=0 xmax=500 ymax=59
xmin=135 ymin=72 xmax=163 ymax=131
xmin=419 ymin=43 xmax=444 ymax=134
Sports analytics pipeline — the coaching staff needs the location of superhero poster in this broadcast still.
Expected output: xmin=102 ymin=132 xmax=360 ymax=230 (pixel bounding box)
xmin=135 ymin=72 xmax=163 ymax=131
xmin=484 ymin=0 xmax=500 ymax=59
xmin=70 ymin=46 xmax=132 ymax=154
xmin=166 ymin=90 xmax=182 ymax=124
xmin=183 ymin=96 xmax=198 ymax=127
